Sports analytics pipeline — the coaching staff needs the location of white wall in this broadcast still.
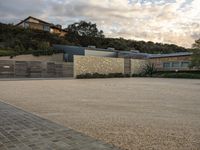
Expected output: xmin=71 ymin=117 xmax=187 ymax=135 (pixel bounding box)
xmin=85 ymin=49 xmax=117 ymax=58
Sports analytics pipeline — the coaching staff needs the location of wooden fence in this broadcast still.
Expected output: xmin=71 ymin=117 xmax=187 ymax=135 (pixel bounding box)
xmin=0 ymin=60 xmax=73 ymax=78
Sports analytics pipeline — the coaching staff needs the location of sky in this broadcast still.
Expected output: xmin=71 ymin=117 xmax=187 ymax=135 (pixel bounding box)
xmin=0 ymin=0 xmax=200 ymax=48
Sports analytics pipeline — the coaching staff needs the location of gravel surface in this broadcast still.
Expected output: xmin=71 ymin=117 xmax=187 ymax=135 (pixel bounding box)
xmin=0 ymin=78 xmax=200 ymax=150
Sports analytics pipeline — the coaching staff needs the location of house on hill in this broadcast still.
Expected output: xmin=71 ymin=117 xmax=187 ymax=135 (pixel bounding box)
xmin=16 ymin=16 xmax=67 ymax=37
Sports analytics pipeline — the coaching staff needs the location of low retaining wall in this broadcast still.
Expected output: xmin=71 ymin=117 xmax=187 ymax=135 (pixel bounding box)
xmin=1 ymin=56 xmax=149 ymax=78
xmin=74 ymin=55 xmax=124 ymax=77
xmin=0 ymin=60 xmax=73 ymax=78
xmin=131 ymin=59 xmax=148 ymax=74
xmin=74 ymin=55 xmax=148 ymax=78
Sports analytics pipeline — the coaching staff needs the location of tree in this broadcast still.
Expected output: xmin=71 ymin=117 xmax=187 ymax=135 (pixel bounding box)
xmin=190 ymin=39 xmax=200 ymax=69
xmin=0 ymin=22 xmax=190 ymax=56
xmin=192 ymin=39 xmax=200 ymax=49
xmin=65 ymin=21 xmax=105 ymax=40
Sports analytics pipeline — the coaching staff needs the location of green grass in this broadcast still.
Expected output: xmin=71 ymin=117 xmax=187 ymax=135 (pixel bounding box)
xmin=0 ymin=50 xmax=17 ymax=57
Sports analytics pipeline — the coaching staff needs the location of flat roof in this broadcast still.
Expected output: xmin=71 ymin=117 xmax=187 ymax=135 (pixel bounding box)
xmin=54 ymin=44 xmax=193 ymax=58
xmin=148 ymin=52 xmax=193 ymax=59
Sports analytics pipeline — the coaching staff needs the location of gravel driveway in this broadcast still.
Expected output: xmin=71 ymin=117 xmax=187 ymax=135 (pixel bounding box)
xmin=0 ymin=78 xmax=200 ymax=150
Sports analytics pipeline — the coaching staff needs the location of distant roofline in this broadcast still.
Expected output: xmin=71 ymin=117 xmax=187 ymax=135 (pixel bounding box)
xmin=148 ymin=52 xmax=193 ymax=59
xmin=86 ymin=47 xmax=118 ymax=52
xmin=54 ymin=44 xmax=192 ymax=58
xmin=15 ymin=16 xmax=67 ymax=32
xmin=86 ymin=48 xmax=192 ymax=58
xmin=15 ymin=16 xmax=52 ymax=26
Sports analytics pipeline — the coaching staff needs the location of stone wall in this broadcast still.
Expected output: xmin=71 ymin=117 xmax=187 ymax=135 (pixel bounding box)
xmin=74 ymin=55 xmax=124 ymax=77
xmin=131 ymin=59 xmax=148 ymax=74
xmin=0 ymin=60 xmax=73 ymax=78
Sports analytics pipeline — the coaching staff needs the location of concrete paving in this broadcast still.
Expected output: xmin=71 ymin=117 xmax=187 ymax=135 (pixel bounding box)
xmin=0 ymin=101 xmax=119 ymax=150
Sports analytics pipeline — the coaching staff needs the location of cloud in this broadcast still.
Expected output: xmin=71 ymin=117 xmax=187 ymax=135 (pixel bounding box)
xmin=0 ymin=0 xmax=200 ymax=48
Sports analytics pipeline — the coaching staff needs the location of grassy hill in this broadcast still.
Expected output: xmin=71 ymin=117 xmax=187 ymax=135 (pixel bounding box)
xmin=0 ymin=23 xmax=71 ymax=56
xmin=0 ymin=23 xmax=188 ymax=57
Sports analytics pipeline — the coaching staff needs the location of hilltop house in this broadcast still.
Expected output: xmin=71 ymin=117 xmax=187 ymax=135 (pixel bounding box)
xmin=16 ymin=16 xmax=67 ymax=37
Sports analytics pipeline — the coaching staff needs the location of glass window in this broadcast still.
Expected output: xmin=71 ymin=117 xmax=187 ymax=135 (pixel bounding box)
xmin=24 ymin=23 xmax=29 ymax=28
xmin=163 ymin=62 xmax=170 ymax=68
xmin=172 ymin=62 xmax=180 ymax=68
xmin=181 ymin=62 xmax=189 ymax=68
xmin=43 ymin=25 xmax=50 ymax=32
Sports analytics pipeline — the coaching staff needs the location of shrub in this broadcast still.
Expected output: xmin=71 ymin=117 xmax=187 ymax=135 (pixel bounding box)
xmin=189 ymin=49 xmax=200 ymax=69
xmin=31 ymin=48 xmax=64 ymax=56
xmin=132 ymin=74 xmax=145 ymax=77
xmin=76 ymin=73 xmax=125 ymax=79
xmin=158 ymin=72 xmax=200 ymax=79
xmin=141 ymin=63 xmax=157 ymax=77
xmin=0 ymin=50 xmax=17 ymax=57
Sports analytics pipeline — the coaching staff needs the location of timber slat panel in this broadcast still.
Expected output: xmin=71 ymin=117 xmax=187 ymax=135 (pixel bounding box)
xmin=0 ymin=60 xmax=74 ymax=78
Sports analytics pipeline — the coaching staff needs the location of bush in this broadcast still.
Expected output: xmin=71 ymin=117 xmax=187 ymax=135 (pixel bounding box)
xmin=132 ymin=74 xmax=145 ymax=77
xmin=76 ymin=73 xmax=125 ymax=79
xmin=132 ymin=70 xmax=200 ymax=79
xmin=157 ymin=72 xmax=200 ymax=79
xmin=189 ymin=49 xmax=200 ymax=69
xmin=141 ymin=63 xmax=157 ymax=77
xmin=0 ymin=50 xmax=17 ymax=57
xmin=31 ymin=48 xmax=64 ymax=56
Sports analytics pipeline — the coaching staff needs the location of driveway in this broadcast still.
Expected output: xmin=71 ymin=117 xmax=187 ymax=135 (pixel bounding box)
xmin=0 ymin=78 xmax=200 ymax=150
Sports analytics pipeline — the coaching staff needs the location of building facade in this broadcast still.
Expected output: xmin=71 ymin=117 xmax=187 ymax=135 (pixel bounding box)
xmin=53 ymin=45 xmax=118 ymax=62
xmin=54 ymin=44 xmax=195 ymax=71
xmin=16 ymin=16 xmax=67 ymax=36
xmin=149 ymin=53 xmax=192 ymax=71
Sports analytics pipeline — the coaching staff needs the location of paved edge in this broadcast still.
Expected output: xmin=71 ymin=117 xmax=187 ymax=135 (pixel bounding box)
xmin=0 ymin=100 xmax=120 ymax=150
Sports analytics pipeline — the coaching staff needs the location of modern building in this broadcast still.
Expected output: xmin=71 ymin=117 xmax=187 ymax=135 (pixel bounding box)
xmin=53 ymin=45 xmax=117 ymax=62
xmin=16 ymin=16 xmax=67 ymax=37
xmin=53 ymin=44 xmax=193 ymax=71
xmin=148 ymin=52 xmax=193 ymax=71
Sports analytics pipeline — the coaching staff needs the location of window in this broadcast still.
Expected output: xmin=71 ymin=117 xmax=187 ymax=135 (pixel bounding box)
xmin=43 ymin=25 xmax=50 ymax=32
xmin=172 ymin=62 xmax=180 ymax=68
xmin=181 ymin=62 xmax=190 ymax=68
xmin=163 ymin=62 xmax=170 ymax=68
xmin=24 ymin=23 xmax=29 ymax=28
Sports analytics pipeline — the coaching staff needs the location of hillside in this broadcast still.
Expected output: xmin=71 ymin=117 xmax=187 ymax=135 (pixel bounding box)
xmin=0 ymin=22 xmax=188 ymax=57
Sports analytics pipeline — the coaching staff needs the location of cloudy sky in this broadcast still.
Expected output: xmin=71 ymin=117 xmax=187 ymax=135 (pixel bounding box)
xmin=0 ymin=0 xmax=200 ymax=48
